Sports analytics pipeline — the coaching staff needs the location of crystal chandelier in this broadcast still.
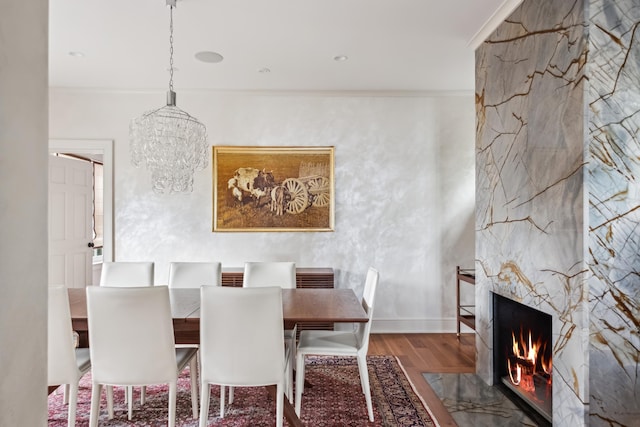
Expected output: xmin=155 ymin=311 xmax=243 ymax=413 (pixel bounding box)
xmin=130 ymin=0 xmax=208 ymax=194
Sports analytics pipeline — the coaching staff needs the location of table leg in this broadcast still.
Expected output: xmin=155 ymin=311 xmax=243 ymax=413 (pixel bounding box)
xmin=266 ymin=385 xmax=304 ymax=427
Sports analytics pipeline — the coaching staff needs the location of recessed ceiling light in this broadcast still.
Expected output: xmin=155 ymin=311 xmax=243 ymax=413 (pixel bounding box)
xmin=258 ymin=67 xmax=271 ymax=73
xmin=333 ymin=55 xmax=348 ymax=62
xmin=68 ymin=51 xmax=85 ymax=58
xmin=195 ymin=51 xmax=224 ymax=63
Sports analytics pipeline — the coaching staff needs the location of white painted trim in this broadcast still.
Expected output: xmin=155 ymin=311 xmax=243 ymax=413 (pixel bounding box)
xmin=467 ymin=0 xmax=524 ymax=50
xmin=48 ymin=86 xmax=475 ymax=98
xmin=370 ymin=317 xmax=474 ymax=334
xmin=49 ymin=139 xmax=114 ymax=262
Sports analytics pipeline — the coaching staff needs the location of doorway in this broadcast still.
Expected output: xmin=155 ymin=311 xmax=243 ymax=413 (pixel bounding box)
xmin=49 ymin=139 xmax=114 ymax=270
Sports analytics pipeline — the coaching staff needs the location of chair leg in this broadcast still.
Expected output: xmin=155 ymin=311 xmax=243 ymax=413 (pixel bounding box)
xmin=289 ymin=344 xmax=295 ymax=404
xmin=294 ymin=353 xmax=306 ymax=415
xmin=284 ymin=334 xmax=295 ymax=404
xmin=276 ymin=382 xmax=284 ymax=427
xmin=219 ymin=385 xmax=226 ymax=418
xmin=168 ymin=382 xmax=177 ymax=427
xmin=228 ymin=386 xmax=234 ymax=404
xmin=106 ymin=385 xmax=114 ymax=419
xmin=140 ymin=385 xmax=146 ymax=405
xmin=89 ymin=383 xmax=102 ymax=427
xmin=67 ymin=383 xmax=78 ymax=427
xmin=189 ymin=357 xmax=199 ymax=419
xmin=63 ymin=383 xmax=70 ymax=404
xmin=285 ymin=356 xmax=294 ymax=403
xmin=356 ymin=354 xmax=374 ymax=422
xmin=288 ymin=326 xmax=297 ymax=405
xmin=127 ymin=385 xmax=133 ymax=420
xmin=196 ymin=351 xmax=202 ymax=390
xmin=199 ymin=383 xmax=210 ymax=427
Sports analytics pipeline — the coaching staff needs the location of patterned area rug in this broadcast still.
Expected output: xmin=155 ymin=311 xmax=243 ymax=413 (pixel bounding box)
xmin=48 ymin=355 xmax=437 ymax=426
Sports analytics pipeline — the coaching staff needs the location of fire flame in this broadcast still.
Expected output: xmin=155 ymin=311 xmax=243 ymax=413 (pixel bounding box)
xmin=511 ymin=329 xmax=539 ymax=365
xmin=507 ymin=358 xmax=521 ymax=385
xmin=541 ymin=354 xmax=552 ymax=376
xmin=507 ymin=328 xmax=552 ymax=392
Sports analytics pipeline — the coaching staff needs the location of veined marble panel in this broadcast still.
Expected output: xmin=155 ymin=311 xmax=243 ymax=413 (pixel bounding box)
xmin=587 ymin=1 xmax=640 ymax=426
xmin=476 ymin=0 xmax=589 ymax=425
xmin=477 ymin=0 xmax=640 ymax=425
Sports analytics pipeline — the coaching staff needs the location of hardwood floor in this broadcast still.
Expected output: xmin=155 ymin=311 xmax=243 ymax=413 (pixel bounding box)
xmin=368 ymin=333 xmax=476 ymax=427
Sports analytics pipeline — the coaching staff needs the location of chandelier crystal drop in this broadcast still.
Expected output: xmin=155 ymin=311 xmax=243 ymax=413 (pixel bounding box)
xmin=129 ymin=0 xmax=208 ymax=194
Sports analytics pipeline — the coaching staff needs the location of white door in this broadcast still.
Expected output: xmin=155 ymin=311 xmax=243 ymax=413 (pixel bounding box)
xmin=48 ymin=155 xmax=93 ymax=288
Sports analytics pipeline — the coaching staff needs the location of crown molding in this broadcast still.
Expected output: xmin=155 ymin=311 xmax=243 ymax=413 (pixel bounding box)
xmin=467 ymin=0 xmax=524 ymax=50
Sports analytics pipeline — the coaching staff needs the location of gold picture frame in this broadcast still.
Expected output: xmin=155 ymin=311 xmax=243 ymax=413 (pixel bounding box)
xmin=213 ymin=146 xmax=335 ymax=232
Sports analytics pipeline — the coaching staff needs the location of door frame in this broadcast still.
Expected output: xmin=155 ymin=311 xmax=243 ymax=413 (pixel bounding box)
xmin=49 ymin=139 xmax=114 ymax=262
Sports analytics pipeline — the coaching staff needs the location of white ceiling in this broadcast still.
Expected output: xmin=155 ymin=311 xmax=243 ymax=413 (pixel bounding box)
xmin=49 ymin=0 xmax=515 ymax=93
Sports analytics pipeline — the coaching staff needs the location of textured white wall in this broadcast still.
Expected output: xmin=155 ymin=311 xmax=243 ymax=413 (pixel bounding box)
xmin=49 ymin=89 xmax=475 ymax=332
xmin=0 ymin=0 xmax=48 ymax=425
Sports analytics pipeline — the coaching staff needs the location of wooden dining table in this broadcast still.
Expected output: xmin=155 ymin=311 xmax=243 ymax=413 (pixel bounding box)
xmin=67 ymin=286 xmax=369 ymax=427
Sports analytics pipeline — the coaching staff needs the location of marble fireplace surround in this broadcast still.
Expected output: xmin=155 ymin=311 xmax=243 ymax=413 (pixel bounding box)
xmin=475 ymin=1 xmax=639 ymax=426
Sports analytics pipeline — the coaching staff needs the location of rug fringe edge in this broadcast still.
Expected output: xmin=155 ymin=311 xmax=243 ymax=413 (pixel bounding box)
xmin=392 ymin=356 xmax=442 ymax=427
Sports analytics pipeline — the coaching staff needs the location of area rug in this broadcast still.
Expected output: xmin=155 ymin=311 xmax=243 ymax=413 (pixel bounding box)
xmin=48 ymin=355 xmax=437 ymax=426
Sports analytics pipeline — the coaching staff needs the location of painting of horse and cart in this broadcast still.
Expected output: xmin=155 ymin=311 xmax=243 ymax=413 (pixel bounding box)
xmin=213 ymin=146 xmax=334 ymax=231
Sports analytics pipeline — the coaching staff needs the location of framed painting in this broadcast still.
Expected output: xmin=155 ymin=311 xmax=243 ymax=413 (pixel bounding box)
xmin=213 ymin=146 xmax=335 ymax=232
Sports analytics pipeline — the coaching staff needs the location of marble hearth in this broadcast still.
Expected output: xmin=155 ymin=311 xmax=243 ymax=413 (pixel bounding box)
xmin=475 ymin=1 xmax=639 ymax=426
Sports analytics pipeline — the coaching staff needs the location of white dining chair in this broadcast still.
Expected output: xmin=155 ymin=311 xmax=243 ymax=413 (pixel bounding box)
xmin=243 ymin=261 xmax=297 ymax=403
xmin=242 ymin=261 xmax=296 ymax=289
xmin=86 ymin=286 xmax=198 ymax=427
xmin=168 ymin=261 xmax=221 ymax=399
xmin=99 ymin=261 xmax=154 ymax=287
xmin=199 ymin=286 xmax=286 ymax=427
xmin=168 ymin=261 xmax=222 ymax=288
xmin=48 ymin=286 xmax=91 ymax=427
xmin=295 ymin=267 xmax=379 ymax=422
xmin=99 ymin=260 xmax=155 ymax=410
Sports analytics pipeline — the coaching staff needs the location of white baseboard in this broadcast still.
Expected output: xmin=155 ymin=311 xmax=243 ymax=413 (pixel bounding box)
xmin=370 ymin=318 xmax=476 ymax=334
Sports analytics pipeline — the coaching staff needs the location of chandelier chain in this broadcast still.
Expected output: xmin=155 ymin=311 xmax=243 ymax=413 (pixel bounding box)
xmin=169 ymin=4 xmax=174 ymax=92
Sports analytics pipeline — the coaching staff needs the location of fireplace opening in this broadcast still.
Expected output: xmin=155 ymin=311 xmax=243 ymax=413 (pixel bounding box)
xmin=493 ymin=293 xmax=552 ymax=424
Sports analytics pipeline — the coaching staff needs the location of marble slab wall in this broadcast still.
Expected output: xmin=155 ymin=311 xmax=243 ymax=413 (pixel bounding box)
xmin=586 ymin=1 xmax=640 ymax=426
xmin=476 ymin=0 xmax=639 ymax=426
